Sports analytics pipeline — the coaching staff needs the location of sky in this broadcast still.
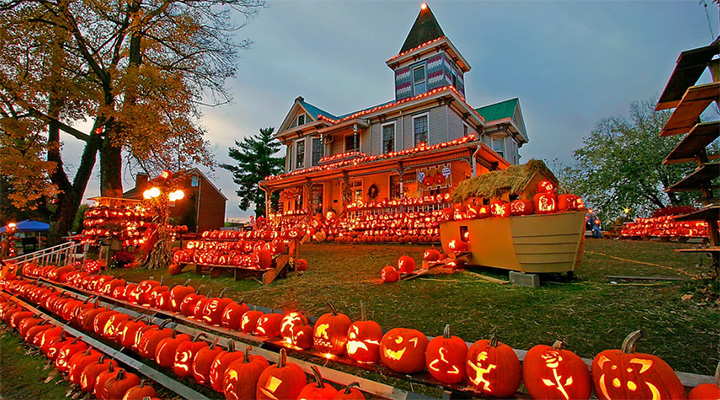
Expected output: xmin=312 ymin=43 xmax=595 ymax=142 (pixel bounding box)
xmin=61 ymin=0 xmax=719 ymax=220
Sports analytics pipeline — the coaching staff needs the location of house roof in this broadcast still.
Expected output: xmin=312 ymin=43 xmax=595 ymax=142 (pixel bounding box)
xmin=400 ymin=4 xmax=445 ymax=54
xmin=475 ymin=98 xmax=519 ymax=123
xmin=123 ymin=168 xmax=227 ymax=201
xmin=299 ymin=100 xmax=338 ymax=121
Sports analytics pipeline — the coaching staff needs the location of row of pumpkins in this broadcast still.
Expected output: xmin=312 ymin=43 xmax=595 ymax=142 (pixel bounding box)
xmin=15 ymin=263 xmax=720 ymax=400
xmin=621 ymin=215 xmax=709 ymax=238
xmin=0 ymin=279 xmax=364 ymax=400
xmin=173 ymin=239 xmax=289 ymax=269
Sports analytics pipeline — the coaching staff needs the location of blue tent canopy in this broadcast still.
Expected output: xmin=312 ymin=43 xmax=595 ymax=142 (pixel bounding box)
xmin=0 ymin=219 xmax=50 ymax=233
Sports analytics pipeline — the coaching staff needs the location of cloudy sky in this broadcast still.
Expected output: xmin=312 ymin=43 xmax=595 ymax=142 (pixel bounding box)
xmin=63 ymin=0 xmax=718 ymax=220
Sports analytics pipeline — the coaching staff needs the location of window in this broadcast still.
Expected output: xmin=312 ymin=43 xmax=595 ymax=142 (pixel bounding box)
xmin=191 ymin=176 xmax=199 ymax=187
xmin=413 ymin=65 xmax=426 ymax=95
xmin=452 ymin=70 xmax=457 ymax=88
xmin=413 ymin=114 xmax=428 ymax=147
xmin=390 ymin=175 xmax=402 ymax=199
xmin=382 ymin=122 xmax=396 ymax=154
xmin=463 ymin=123 xmax=469 ymax=137
xmin=492 ymin=137 xmax=505 ymax=158
xmin=345 ymin=134 xmax=359 ymax=152
xmin=297 ymin=114 xmax=305 ymax=126
xmin=350 ymin=179 xmax=363 ymax=202
xmin=295 ymin=139 xmax=305 ymax=169
xmin=311 ymin=138 xmax=324 ymax=166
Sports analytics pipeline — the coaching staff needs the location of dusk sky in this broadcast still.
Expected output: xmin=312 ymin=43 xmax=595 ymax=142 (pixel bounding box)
xmin=64 ymin=0 xmax=719 ymax=220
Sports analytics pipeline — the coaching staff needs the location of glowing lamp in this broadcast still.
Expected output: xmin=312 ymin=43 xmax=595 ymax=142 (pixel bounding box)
xmin=7 ymin=222 xmax=16 ymax=229
xmin=421 ymin=3 xmax=428 ymax=10
xmin=143 ymin=187 xmax=161 ymax=199
xmin=169 ymin=190 xmax=185 ymax=201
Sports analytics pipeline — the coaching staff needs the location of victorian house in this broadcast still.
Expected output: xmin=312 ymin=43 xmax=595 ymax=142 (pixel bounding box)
xmin=260 ymin=3 xmax=528 ymax=217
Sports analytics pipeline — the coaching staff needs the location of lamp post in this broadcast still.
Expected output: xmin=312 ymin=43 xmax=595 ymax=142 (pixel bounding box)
xmin=141 ymin=172 xmax=184 ymax=269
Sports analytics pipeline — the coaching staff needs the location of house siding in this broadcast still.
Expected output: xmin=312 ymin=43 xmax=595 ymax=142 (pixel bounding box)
xmin=428 ymin=106 xmax=446 ymax=145
xmin=446 ymin=108 xmax=464 ymax=142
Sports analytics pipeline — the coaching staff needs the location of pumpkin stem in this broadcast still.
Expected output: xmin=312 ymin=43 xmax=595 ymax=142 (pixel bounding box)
xmin=167 ymin=283 xmax=178 ymax=290
xmin=98 ymin=355 xmax=105 ymax=363
xmin=158 ymin=319 xmax=172 ymax=329
xmin=139 ymin=379 xmax=146 ymax=388
xmin=194 ymin=332 xmax=207 ymax=342
xmin=278 ymin=348 xmax=287 ymax=368
xmin=218 ymin=288 xmax=227 ymax=298
xmin=326 ymin=302 xmax=339 ymax=316
xmin=209 ymin=337 xmax=219 ymax=349
xmin=183 ymin=279 xmax=191 ymax=286
xmin=70 ymin=336 xmax=80 ymax=344
xmin=443 ymin=324 xmax=451 ymax=339
xmin=360 ymin=301 xmax=367 ymax=321
xmin=489 ymin=335 xmax=499 ymax=347
xmin=116 ymin=369 xmax=125 ymax=380
xmin=205 ymin=290 xmax=212 ymax=298
xmin=310 ymin=366 xmax=325 ymax=389
xmin=107 ymin=360 xmax=114 ymax=372
xmin=621 ymin=330 xmax=643 ymax=354
xmin=227 ymin=340 xmax=235 ymax=352
xmin=84 ymin=346 xmax=93 ymax=355
xmin=244 ymin=346 xmax=253 ymax=363
xmin=344 ymin=382 xmax=361 ymax=394
xmin=551 ymin=340 xmax=563 ymax=350
xmin=160 ymin=276 xmax=163 ymax=285
xmin=196 ymin=284 xmax=205 ymax=295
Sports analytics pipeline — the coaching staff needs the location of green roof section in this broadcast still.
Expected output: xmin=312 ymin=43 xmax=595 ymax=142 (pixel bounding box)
xmin=475 ymin=98 xmax=519 ymax=123
xmin=399 ymin=4 xmax=445 ymax=54
xmin=300 ymin=100 xmax=338 ymax=121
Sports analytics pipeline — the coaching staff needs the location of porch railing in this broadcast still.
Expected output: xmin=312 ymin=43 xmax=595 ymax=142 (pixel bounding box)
xmin=5 ymin=241 xmax=86 ymax=271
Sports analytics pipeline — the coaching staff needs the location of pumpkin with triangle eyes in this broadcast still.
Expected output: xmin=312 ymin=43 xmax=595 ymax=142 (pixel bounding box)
xmin=379 ymin=328 xmax=429 ymax=373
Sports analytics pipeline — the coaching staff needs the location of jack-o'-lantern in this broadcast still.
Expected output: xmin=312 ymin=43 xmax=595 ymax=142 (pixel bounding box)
xmin=447 ymin=239 xmax=467 ymax=253
xmin=55 ymin=337 xmax=88 ymax=372
xmin=281 ymin=312 xmax=309 ymax=344
xmin=537 ymin=180 xmax=556 ymax=194
xmin=533 ymin=193 xmax=558 ymax=214
xmin=510 ymin=199 xmax=535 ymax=216
xmin=523 ymin=340 xmax=591 ymax=400
xmin=490 ymin=201 xmax=510 ymax=218
xmin=209 ymin=340 xmax=244 ymax=392
xmin=558 ymin=194 xmax=584 ymax=211
xmin=221 ymin=299 xmax=250 ymax=330
xmin=200 ymin=288 xmax=234 ymax=326
xmin=380 ymin=328 xmax=429 ymax=373
xmin=381 ymin=266 xmax=398 ymax=283
xmin=255 ymin=313 xmax=283 ymax=338
xmin=425 ymin=325 xmax=468 ymax=384
xmin=120 ymin=380 xmax=156 ymax=400
xmin=68 ymin=347 xmax=101 ymax=385
xmin=256 ymin=348 xmax=307 ymax=400
xmin=241 ymin=310 xmax=264 ymax=334
xmin=224 ymin=346 xmax=270 ymax=400
xmin=192 ymin=337 xmax=224 ymax=385
xmin=688 ymin=362 xmax=719 ymax=400
xmin=155 ymin=329 xmax=191 ymax=368
xmin=423 ymin=249 xmax=441 ymax=262
xmin=466 ymin=336 xmax=521 ymax=397
xmin=297 ymin=366 xmax=338 ymax=399
xmin=313 ymin=302 xmax=351 ymax=356
xmin=173 ymin=332 xmax=209 ymax=378
xmin=137 ymin=320 xmax=173 ymax=360
xmin=289 ymin=325 xmax=312 ymax=349
xmin=169 ymin=280 xmax=195 ymax=312
xmin=346 ymin=301 xmax=382 ymax=364
xmin=591 ymin=330 xmax=686 ymax=400
xmin=397 ymin=256 xmax=415 ymax=274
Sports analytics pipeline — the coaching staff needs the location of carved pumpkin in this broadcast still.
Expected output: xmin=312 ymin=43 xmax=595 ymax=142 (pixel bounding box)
xmin=55 ymin=337 xmax=88 ymax=372
xmin=466 ymin=336 xmax=521 ymax=398
xmin=591 ymin=330 xmax=686 ymax=400
xmin=79 ymin=356 xmax=111 ymax=393
xmin=192 ymin=290 xmax=212 ymax=320
xmin=98 ymin=366 xmax=141 ymax=400
xmin=333 ymin=383 xmax=365 ymax=399
xmin=292 ymin=325 xmax=314 ymax=349
xmin=537 ymin=179 xmax=556 ymax=194
xmin=423 ymin=249 xmax=441 ymax=262
xmin=397 ymin=256 xmax=415 ymax=274
xmin=380 ymin=328 xmax=429 ymax=373
xmin=381 ymin=266 xmax=398 ymax=283
xmin=24 ymin=322 xmax=51 ymax=345
xmin=281 ymin=312 xmax=309 ymax=344
xmin=447 ymin=239 xmax=467 ymax=253
xmin=93 ymin=310 xmax=119 ymax=336
xmin=241 ymin=310 xmax=264 ymax=334
xmin=121 ymin=380 xmax=156 ymax=400
xmin=297 ymin=366 xmax=338 ymax=399
xmin=192 ymin=337 xmax=224 ymax=385
xmin=255 ymin=313 xmax=283 ymax=338
xmin=256 ymin=348 xmax=307 ymax=400
xmin=688 ymin=362 xmax=719 ymax=400
xmin=221 ymin=299 xmax=250 ymax=330
xmin=45 ymin=332 xmax=73 ymax=360
xmin=137 ymin=320 xmax=173 ymax=359
xmin=490 ymin=200 xmax=511 ymax=218
xmin=425 ymin=324 xmax=468 ymax=384
xmin=510 ymin=199 xmax=535 ymax=216
xmin=200 ymin=288 xmax=234 ymax=326
xmin=558 ymin=194 xmax=583 ymax=211
xmin=9 ymin=310 xmax=33 ymax=329
xmin=103 ymin=313 xmax=132 ymax=342
xmin=523 ymin=340 xmax=591 ymax=400
xmin=170 ymin=280 xmax=196 ymax=312
xmin=179 ymin=285 xmax=207 ymax=316
xmin=155 ymin=329 xmax=191 ymax=368
xmin=346 ymin=301 xmax=382 ymax=364
xmin=68 ymin=347 xmax=102 ymax=385
xmin=313 ymin=302 xmax=352 ymax=356
xmin=120 ymin=316 xmax=153 ymax=350
xmin=173 ymin=332 xmax=209 ymax=377
xmin=533 ymin=193 xmax=558 ymax=214
xmin=209 ymin=340 xmax=244 ymax=393
xmin=223 ymin=346 xmax=270 ymax=400
xmin=17 ymin=316 xmax=42 ymax=338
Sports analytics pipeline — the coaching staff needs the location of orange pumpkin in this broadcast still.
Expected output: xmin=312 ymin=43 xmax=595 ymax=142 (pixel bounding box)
xmin=68 ymin=347 xmax=101 ymax=385
xmin=490 ymin=200 xmax=510 ymax=218
xmin=313 ymin=302 xmax=352 ymax=356
xmin=292 ymin=325 xmax=314 ymax=349
xmin=255 ymin=313 xmax=283 ymax=338
xmin=200 ymin=288 xmax=234 ymax=326
xmin=425 ymin=324 xmax=468 ymax=384
xmin=397 ymin=256 xmax=415 ymax=274
xmin=79 ymin=356 xmax=111 ymax=393
xmin=537 ymin=179 xmax=556 ymax=194
xmin=423 ymin=248 xmax=441 ymax=262
xmin=169 ymin=280 xmax=196 ymax=312
xmin=333 ymin=383 xmax=365 ymax=399
xmin=256 ymin=348 xmax=307 ymax=400
xmin=179 ymin=285 xmax=206 ymax=317
xmin=380 ymin=266 xmax=398 ymax=283
xmin=173 ymin=332 xmax=209 ymax=377
xmin=510 ymin=199 xmax=535 ymax=216
xmin=380 ymin=328 xmax=429 ymax=373
xmin=137 ymin=320 xmax=173 ymax=359
xmin=297 ymin=366 xmax=338 ymax=399
xmin=155 ymin=329 xmax=191 ymax=368
xmin=591 ymin=330 xmax=686 ymax=400
xmin=688 ymin=362 xmax=719 ymax=400
xmin=241 ymin=310 xmax=264 ymax=334
xmin=192 ymin=337 xmax=224 ymax=385
xmin=466 ymin=336 xmax=521 ymax=397
xmin=99 ymin=367 xmax=141 ymax=400
xmin=55 ymin=337 xmax=88 ymax=372
xmin=209 ymin=340 xmax=244 ymax=393
xmin=221 ymin=299 xmax=250 ymax=330
xmin=533 ymin=192 xmax=558 ymax=214
xmin=121 ymin=380 xmax=156 ymax=400
xmin=223 ymin=346 xmax=270 ymax=400
xmin=558 ymin=194 xmax=583 ymax=211
xmin=523 ymin=340 xmax=591 ymax=400
xmin=346 ymin=301 xmax=382 ymax=364
xmin=447 ymin=239 xmax=467 ymax=253
xmin=280 ymin=311 xmax=309 ymax=344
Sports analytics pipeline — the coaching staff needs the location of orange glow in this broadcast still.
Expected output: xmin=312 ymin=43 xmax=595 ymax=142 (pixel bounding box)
xmin=421 ymin=3 xmax=427 ymax=10
xmin=467 ymin=351 xmax=497 ymax=392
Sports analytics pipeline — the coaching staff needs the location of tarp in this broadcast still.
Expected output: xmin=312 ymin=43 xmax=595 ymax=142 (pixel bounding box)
xmin=0 ymin=219 xmax=50 ymax=233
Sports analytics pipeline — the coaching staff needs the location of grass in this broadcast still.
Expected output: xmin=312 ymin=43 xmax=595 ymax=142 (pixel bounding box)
xmin=116 ymin=238 xmax=720 ymax=376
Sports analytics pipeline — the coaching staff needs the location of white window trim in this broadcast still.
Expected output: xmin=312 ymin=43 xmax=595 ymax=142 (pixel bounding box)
xmin=412 ymin=112 xmax=430 ymax=146
xmin=287 ymin=143 xmax=293 ymax=171
xmin=344 ymin=133 xmax=361 ymax=153
xmin=492 ymin=136 xmax=505 ymax=157
xmin=297 ymin=113 xmax=306 ymax=126
xmin=295 ymin=138 xmax=307 ymax=169
xmin=311 ymin=137 xmax=324 ymax=166
xmin=381 ymin=121 xmax=397 ymax=153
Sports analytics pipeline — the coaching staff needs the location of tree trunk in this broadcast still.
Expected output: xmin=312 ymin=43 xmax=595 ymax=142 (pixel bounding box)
xmin=100 ymin=137 xmax=124 ymax=197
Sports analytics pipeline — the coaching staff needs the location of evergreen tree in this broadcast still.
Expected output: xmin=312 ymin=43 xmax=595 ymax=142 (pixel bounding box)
xmin=221 ymin=128 xmax=285 ymax=217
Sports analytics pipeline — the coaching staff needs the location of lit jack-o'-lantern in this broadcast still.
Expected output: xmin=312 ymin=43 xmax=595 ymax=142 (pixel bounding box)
xmin=291 ymin=325 xmax=313 ymax=349
xmin=490 ymin=201 xmax=510 ymax=218
xmin=523 ymin=341 xmax=591 ymax=400
xmin=591 ymin=330 xmax=686 ymax=400
xmin=425 ymin=325 xmax=468 ymax=384
xmin=241 ymin=310 xmax=264 ymax=334
xmin=313 ymin=302 xmax=351 ymax=356
xmin=173 ymin=332 xmax=209 ymax=378
xmin=346 ymin=301 xmax=382 ymax=364
xmin=534 ymin=193 xmax=558 ymax=214
xmin=537 ymin=180 xmax=556 ymax=194
xmin=466 ymin=336 xmax=522 ymax=398
xmin=447 ymin=239 xmax=467 ymax=253
xmin=297 ymin=366 xmax=338 ymax=399
xmin=423 ymin=249 xmax=441 ymax=262
xmin=510 ymin=199 xmax=534 ymax=216
xmin=254 ymin=313 xmax=283 ymax=338
xmin=397 ymin=256 xmax=415 ymax=274
xmin=381 ymin=266 xmax=399 ymax=283
xmin=280 ymin=312 xmax=309 ymax=344
xmin=559 ymin=194 xmax=584 ymax=211
xmin=224 ymin=346 xmax=270 ymax=400
xmin=256 ymin=349 xmax=306 ymax=400
xmin=380 ymin=328 xmax=429 ymax=373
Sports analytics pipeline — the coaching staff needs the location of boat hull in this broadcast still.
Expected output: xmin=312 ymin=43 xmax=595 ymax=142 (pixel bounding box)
xmin=440 ymin=211 xmax=586 ymax=274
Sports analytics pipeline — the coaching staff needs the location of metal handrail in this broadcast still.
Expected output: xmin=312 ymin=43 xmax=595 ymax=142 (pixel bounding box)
xmin=5 ymin=241 xmax=86 ymax=271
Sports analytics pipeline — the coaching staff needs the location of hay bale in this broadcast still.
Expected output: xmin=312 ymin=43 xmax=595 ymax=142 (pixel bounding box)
xmin=451 ymin=159 xmax=557 ymax=203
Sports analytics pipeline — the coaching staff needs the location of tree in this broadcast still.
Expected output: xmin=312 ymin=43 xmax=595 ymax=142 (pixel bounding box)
xmin=221 ymin=127 xmax=284 ymax=217
xmin=558 ymin=98 xmax=701 ymax=223
xmin=0 ymin=0 xmax=264 ymax=244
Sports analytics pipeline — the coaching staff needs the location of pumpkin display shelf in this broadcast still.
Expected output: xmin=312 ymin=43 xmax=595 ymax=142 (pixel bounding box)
xmin=656 ymin=36 xmax=720 ymax=273
xmin=79 ymin=197 xmax=155 ymax=248
xmin=620 ymin=213 xmax=711 ymax=241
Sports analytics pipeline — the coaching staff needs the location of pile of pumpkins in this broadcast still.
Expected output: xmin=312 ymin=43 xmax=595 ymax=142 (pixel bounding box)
xmin=1 ymin=279 xmax=364 ymax=400
xmin=10 ymin=264 xmax=720 ymax=400
xmin=172 ymin=238 xmax=289 ymax=270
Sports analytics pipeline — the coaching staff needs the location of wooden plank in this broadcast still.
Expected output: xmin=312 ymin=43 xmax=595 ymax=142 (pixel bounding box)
xmin=666 ymin=162 xmax=720 ymax=193
xmin=657 ymin=37 xmax=720 ymax=110
xmin=663 ymin=122 xmax=720 ymax=165
xmin=660 ymin=82 xmax=720 ymax=137
xmin=674 ymin=205 xmax=720 ymax=221
xmin=605 ymin=275 xmax=690 ymax=282
xmin=675 ymin=247 xmax=720 ymax=253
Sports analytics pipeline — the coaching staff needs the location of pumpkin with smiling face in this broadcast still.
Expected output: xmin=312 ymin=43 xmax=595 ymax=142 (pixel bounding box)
xmin=380 ymin=328 xmax=429 ymax=374
xmin=523 ymin=340 xmax=591 ymax=400
xmin=591 ymin=330 xmax=686 ymax=400
xmin=466 ymin=336 xmax=521 ymax=398
xmin=313 ymin=302 xmax=351 ymax=356
xmin=346 ymin=301 xmax=382 ymax=364
xmin=425 ymin=324 xmax=468 ymax=384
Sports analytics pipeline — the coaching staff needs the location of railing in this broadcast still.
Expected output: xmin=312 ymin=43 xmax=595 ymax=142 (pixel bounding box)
xmin=5 ymin=241 xmax=86 ymax=270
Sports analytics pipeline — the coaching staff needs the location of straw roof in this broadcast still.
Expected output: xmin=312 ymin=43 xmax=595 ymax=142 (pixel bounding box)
xmin=451 ymin=159 xmax=557 ymax=202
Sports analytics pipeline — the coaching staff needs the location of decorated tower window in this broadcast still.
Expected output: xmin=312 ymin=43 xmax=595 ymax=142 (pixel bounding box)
xmin=413 ymin=114 xmax=428 ymax=146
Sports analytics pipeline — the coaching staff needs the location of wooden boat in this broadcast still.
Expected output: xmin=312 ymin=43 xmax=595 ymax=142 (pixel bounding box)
xmin=440 ymin=211 xmax=585 ymax=274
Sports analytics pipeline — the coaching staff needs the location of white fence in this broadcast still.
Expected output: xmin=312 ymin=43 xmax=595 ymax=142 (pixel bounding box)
xmin=5 ymin=241 xmax=86 ymax=269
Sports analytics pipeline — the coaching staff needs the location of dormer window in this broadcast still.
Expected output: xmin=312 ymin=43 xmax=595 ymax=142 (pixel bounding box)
xmin=413 ymin=65 xmax=426 ymax=95
xmin=297 ymin=114 xmax=306 ymax=126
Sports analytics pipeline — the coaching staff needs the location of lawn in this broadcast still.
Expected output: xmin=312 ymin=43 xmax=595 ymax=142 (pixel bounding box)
xmin=118 ymin=238 xmax=719 ymax=376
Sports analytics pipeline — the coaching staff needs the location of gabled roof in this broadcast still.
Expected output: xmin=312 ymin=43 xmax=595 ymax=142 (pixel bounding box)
xmin=123 ymin=168 xmax=227 ymax=200
xmin=400 ymin=4 xmax=445 ymax=54
xmin=300 ymin=100 xmax=338 ymax=121
xmin=475 ymin=98 xmax=519 ymax=122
